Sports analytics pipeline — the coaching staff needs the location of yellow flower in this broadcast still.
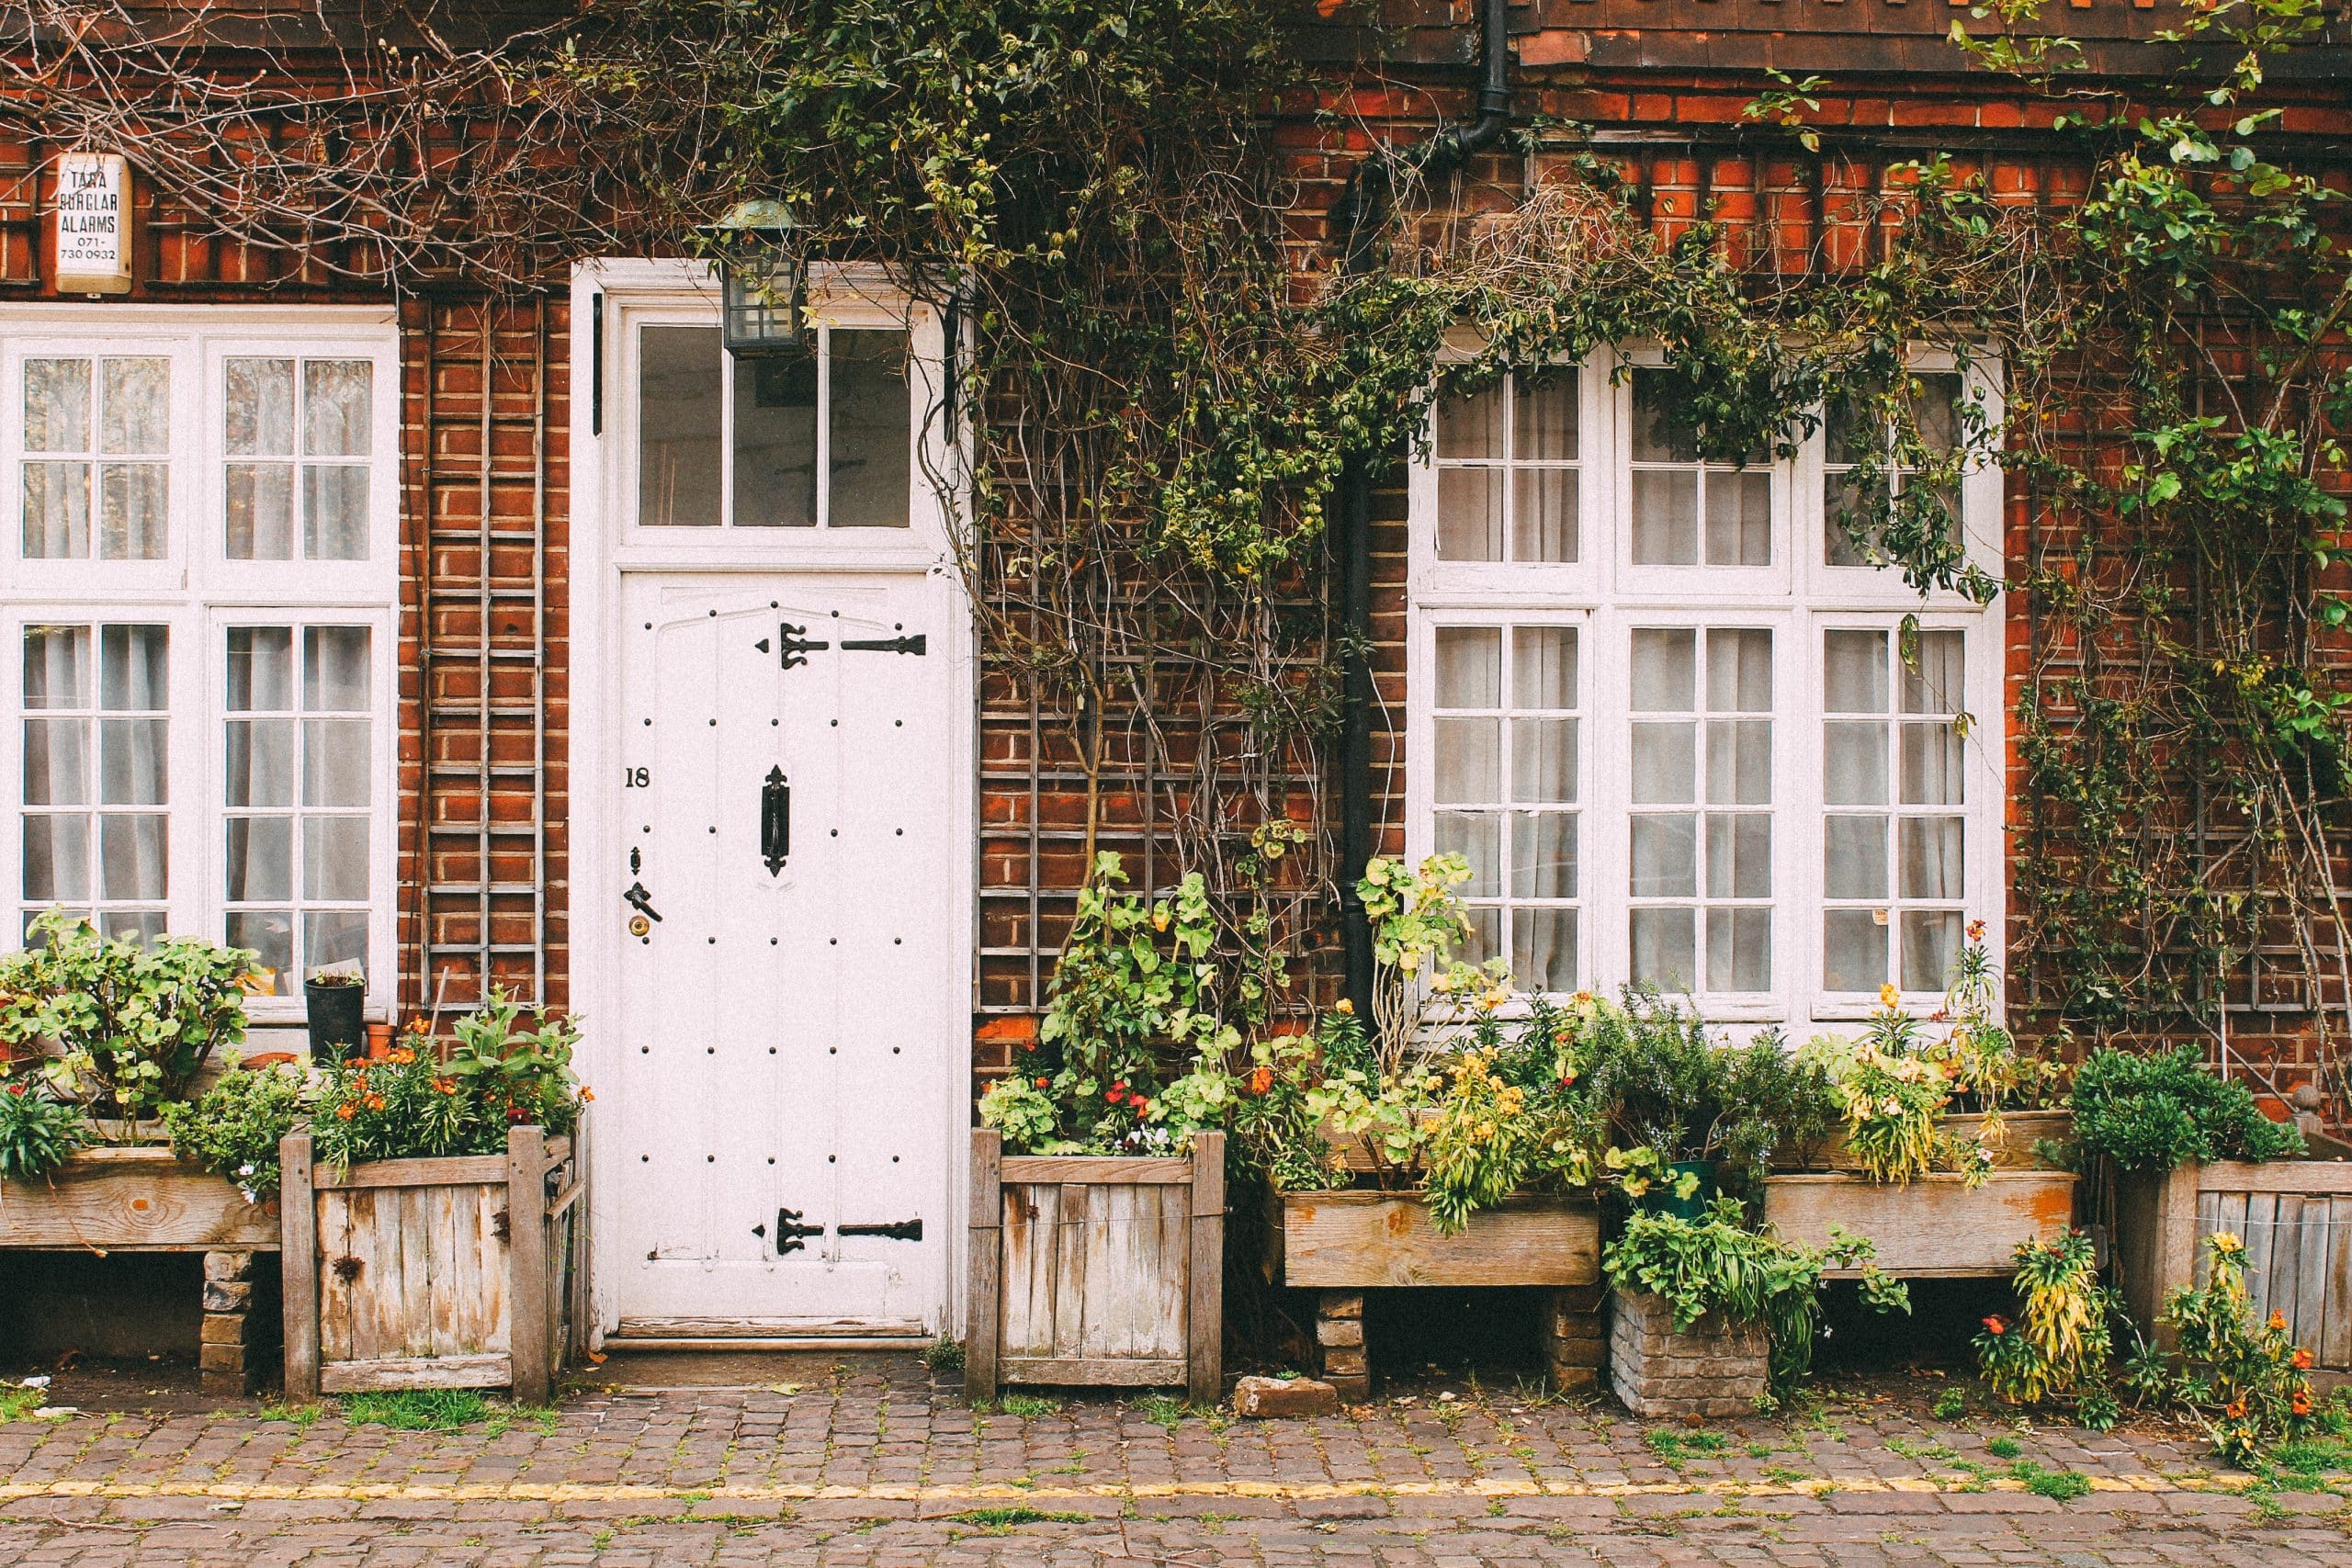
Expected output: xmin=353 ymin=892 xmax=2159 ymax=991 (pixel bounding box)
xmin=1332 ymin=997 xmax=1354 ymax=1015
xmin=1878 ymin=984 xmax=1901 ymax=1010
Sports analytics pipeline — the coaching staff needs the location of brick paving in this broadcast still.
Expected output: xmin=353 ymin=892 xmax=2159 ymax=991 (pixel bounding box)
xmin=0 ymin=1354 xmax=2344 ymax=1565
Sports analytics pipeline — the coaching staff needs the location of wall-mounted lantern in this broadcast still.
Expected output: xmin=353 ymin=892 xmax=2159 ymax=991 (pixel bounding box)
xmin=713 ymin=199 xmax=808 ymax=358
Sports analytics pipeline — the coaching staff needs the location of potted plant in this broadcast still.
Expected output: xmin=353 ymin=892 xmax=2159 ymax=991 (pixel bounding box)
xmin=2082 ymin=1045 xmax=2352 ymax=1381
xmin=302 ymin=966 xmax=368 ymax=1062
xmin=1759 ymin=937 xmax=2078 ymax=1278
xmin=281 ymin=989 xmax=591 ymax=1403
xmin=1604 ymin=1197 xmax=1910 ymax=1416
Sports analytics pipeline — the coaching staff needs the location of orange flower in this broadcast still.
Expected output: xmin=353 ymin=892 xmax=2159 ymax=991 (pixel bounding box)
xmin=387 ymin=1047 xmax=416 ymax=1066
xmin=335 ymin=1102 xmax=356 ymax=1121
xmin=2292 ymin=1387 xmax=2313 ymax=1417
xmin=1966 ymin=919 xmax=1987 ymax=942
xmin=432 ymin=1077 xmax=456 ymax=1095
xmin=1248 ymin=1066 xmax=1273 ymax=1096
xmin=1982 ymin=1315 xmax=2008 ymax=1336
xmin=580 ymin=1087 xmax=594 ymax=1103
xmin=2226 ymin=1397 xmax=2247 ymax=1419
xmin=2269 ymin=1310 xmax=2289 ymax=1332
xmin=2293 ymin=1348 xmax=2315 ymax=1371
xmin=364 ymin=1093 xmax=386 ymax=1111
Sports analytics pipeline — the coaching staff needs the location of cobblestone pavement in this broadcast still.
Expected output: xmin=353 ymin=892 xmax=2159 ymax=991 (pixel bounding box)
xmin=1 ymin=1354 xmax=2345 ymax=1566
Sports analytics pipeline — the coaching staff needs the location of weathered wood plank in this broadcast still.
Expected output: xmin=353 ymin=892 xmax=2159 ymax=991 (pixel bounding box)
xmin=508 ymin=1126 xmax=552 ymax=1404
xmin=1187 ymin=1131 xmax=1225 ymax=1405
xmin=1760 ymin=1172 xmax=2077 ymax=1278
xmin=425 ymin=1186 xmax=460 ymax=1360
xmin=2194 ymin=1160 xmax=2352 ymax=1196
xmin=999 ymin=1356 xmax=1186 ymax=1387
xmin=999 ymin=1180 xmax=1060 ymax=1361
xmin=1 ymin=1148 xmax=279 ymax=1251
xmin=2324 ymin=1198 xmax=2352 ymax=1371
xmin=1000 ymin=1156 xmax=1193 ymax=1185
xmin=1772 ymin=1111 xmax=2075 ymax=1175
xmin=965 ymin=1130 xmax=1002 ymax=1404
xmin=279 ymin=1133 xmax=321 ymax=1401
xmin=2244 ymin=1193 xmax=2278 ymax=1325
xmin=311 ymin=1156 xmax=511 ymax=1190
xmin=1282 ymin=1191 xmax=1600 ymax=1288
xmin=320 ymin=1354 xmax=513 ymax=1393
xmin=1051 ymin=1181 xmax=1091 ymax=1359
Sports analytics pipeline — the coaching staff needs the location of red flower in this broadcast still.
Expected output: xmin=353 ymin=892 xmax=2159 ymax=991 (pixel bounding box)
xmin=1967 ymin=919 xmax=1987 ymax=942
xmin=1035 ymin=1077 xmax=1049 ymax=1089
xmin=1982 ymin=1315 xmax=2008 ymax=1336
xmin=1106 ymin=1090 xmax=1123 ymax=1104
xmin=5 ymin=1082 xmax=23 ymax=1096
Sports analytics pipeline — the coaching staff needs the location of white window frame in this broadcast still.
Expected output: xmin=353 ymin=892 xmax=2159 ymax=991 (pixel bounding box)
xmin=1408 ymin=345 xmax=2006 ymax=1033
xmin=0 ymin=306 xmax=401 ymax=1021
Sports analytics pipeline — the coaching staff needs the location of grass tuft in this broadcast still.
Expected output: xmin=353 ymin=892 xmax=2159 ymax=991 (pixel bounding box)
xmin=943 ymin=1506 xmax=1089 ymax=1534
xmin=338 ymin=1389 xmax=499 ymax=1431
xmin=2008 ymin=1460 xmax=2092 ymax=1502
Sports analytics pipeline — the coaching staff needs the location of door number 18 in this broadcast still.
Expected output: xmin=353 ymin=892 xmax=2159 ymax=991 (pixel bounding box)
xmin=623 ymin=767 xmax=650 ymax=788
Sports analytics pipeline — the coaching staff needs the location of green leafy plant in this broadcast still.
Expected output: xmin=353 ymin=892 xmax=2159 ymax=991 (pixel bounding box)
xmin=1974 ymin=1233 xmax=2116 ymax=1423
xmin=2069 ymin=1046 xmax=2305 ymax=1173
xmin=158 ymin=1057 xmax=309 ymax=1201
xmin=442 ymin=989 xmax=587 ymax=1140
xmin=311 ymin=993 xmax=586 ymax=1168
xmin=1604 ymin=1199 xmax=1910 ymax=1389
xmin=339 ymin=1389 xmax=498 ymax=1430
xmin=0 ymin=1078 xmax=91 ymax=1181
xmin=2126 ymin=1232 xmax=2335 ymax=1467
xmin=0 ymin=913 xmax=255 ymax=1131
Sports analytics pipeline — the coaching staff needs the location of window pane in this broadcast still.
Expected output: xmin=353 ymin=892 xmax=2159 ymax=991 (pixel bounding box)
xmin=1823 ymin=722 xmax=1888 ymax=806
xmin=100 ymin=625 xmax=167 ymax=711
xmin=1631 ymin=814 xmax=1696 ymax=897
xmin=303 ymin=719 xmax=370 ymax=807
xmin=224 ymin=818 xmax=291 ymax=900
xmin=100 ymin=358 xmax=169 ymax=453
xmin=1824 ymin=909 xmax=1887 ymax=991
xmin=638 ymin=326 xmax=722 ymax=526
xmin=1630 ymin=371 xmax=1694 ymax=462
xmin=1460 ymin=906 xmax=1500 ymax=969
xmin=303 ymin=627 xmax=370 ymax=711
xmin=226 ymin=463 xmax=294 ymax=559
xmin=1433 ymin=718 xmax=1500 ymax=803
xmin=1436 ymin=383 xmax=1501 ymax=459
xmin=102 ymin=911 xmax=165 ymax=945
xmin=1513 ymin=369 xmax=1577 ymax=460
xmin=24 ymin=359 xmax=91 ymax=452
xmin=97 ymin=815 xmax=165 ymax=900
xmin=226 ymin=359 xmax=296 ymax=457
xmin=1707 ymin=629 xmax=1772 ymax=712
xmin=22 ymin=720 xmax=87 ymax=805
xmin=1512 ymin=627 xmax=1576 ymax=710
xmin=1705 ymin=813 xmax=1771 ymax=898
xmin=98 ymin=462 xmax=167 ymax=558
xmin=1630 ymin=470 xmax=1697 ymax=564
xmin=1911 ymin=373 xmax=1963 ymax=454
xmin=1434 ymin=626 xmax=1500 ymax=708
xmin=98 ymin=719 xmax=167 ymax=805
xmin=1511 ymin=812 xmax=1577 ymax=899
xmin=1630 ymin=721 xmax=1695 ymax=805
xmin=1824 ymin=630 xmax=1889 ymax=712
xmin=1512 ymin=718 xmax=1577 ymax=804
xmin=24 ymin=461 xmax=91 ymax=558
xmin=730 ymin=352 xmax=817 ymax=527
xmin=1898 ymin=817 xmax=1965 ymax=900
xmin=1434 ymin=810 xmax=1500 ymax=897
xmin=24 ymin=626 xmax=89 ymax=707
xmin=1825 ymin=815 xmax=1888 ymax=898
xmin=302 ymin=464 xmax=369 ymax=559
xmin=1826 ymin=470 xmax=1879 ymax=568
xmin=305 ymin=816 xmax=370 ymax=900
xmin=1437 ymin=468 xmax=1501 ymax=560
xmin=1900 ymin=722 xmax=1966 ymax=806
xmin=1707 ymin=908 xmax=1771 ymax=993
xmin=1901 ymin=629 xmax=1966 ymax=714
xmin=1630 ymin=908 xmax=1695 ymax=989
xmin=226 ymin=626 xmax=293 ymax=710
xmin=1631 ymin=628 xmax=1695 ymax=710
xmin=1706 ymin=719 xmax=1771 ymax=805
xmin=302 ymin=361 xmax=372 ymax=457
xmin=226 ymin=911 xmax=292 ymax=990
xmin=1901 ymin=910 xmax=1962 ymax=992
xmin=305 ymin=910 xmax=370 ymax=972
xmin=23 ymin=815 xmax=89 ymax=901
xmin=225 ymin=720 xmax=295 ymax=807
xmin=1824 ymin=394 xmax=1871 ymax=468
xmin=1513 ymin=908 xmax=1577 ymax=993
xmin=1511 ymin=468 xmax=1577 ymax=561
xmin=1704 ymin=470 xmax=1771 ymax=566
xmin=830 ymin=329 xmax=910 ymax=526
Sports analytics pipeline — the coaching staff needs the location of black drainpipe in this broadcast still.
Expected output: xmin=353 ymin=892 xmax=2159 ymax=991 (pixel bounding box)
xmin=1332 ymin=0 xmax=1512 ymax=1021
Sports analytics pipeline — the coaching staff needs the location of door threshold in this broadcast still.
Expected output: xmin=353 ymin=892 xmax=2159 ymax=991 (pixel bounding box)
xmin=605 ymin=1336 xmax=931 ymax=1352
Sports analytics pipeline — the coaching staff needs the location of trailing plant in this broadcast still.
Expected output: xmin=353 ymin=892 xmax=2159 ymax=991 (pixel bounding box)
xmin=0 ymin=1078 xmax=91 ymax=1183
xmin=1973 ymin=1232 xmax=2118 ymax=1427
xmin=0 ymin=914 xmax=255 ymax=1132
xmin=1604 ymin=1199 xmax=1911 ymax=1389
xmin=2125 ymin=1232 xmax=2335 ymax=1467
xmin=159 ymin=1057 xmax=311 ymax=1201
xmin=2069 ymin=1046 xmax=2306 ymax=1173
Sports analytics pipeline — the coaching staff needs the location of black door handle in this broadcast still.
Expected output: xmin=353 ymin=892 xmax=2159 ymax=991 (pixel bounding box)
xmin=761 ymin=767 xmax=789 ymax=874
xmin=623 ymin=881 xmax=662 ymax=922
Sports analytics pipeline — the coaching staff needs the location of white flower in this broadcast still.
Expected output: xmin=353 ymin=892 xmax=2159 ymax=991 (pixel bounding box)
xmin=237 ymin=1164 xmax=254 ymax=1177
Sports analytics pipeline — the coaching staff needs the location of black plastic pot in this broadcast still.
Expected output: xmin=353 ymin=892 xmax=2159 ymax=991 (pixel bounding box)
xmin=304 ymin=979 xmax=368 ymax=1063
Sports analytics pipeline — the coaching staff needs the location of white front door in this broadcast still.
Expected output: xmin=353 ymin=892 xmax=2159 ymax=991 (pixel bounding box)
xmin=611 ymin=569 xmax=955 ymax=1332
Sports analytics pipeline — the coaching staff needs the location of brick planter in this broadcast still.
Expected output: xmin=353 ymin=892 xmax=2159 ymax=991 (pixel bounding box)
xmin=1607 ymin=1287 xmax=1770 ymax=1418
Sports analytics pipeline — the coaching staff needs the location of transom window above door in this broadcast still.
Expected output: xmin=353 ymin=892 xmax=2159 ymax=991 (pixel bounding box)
xmin=1409 ymin=350 xmax=2004 ymax=1025
xmin=636 ymin=323 xmax=913 ymax=529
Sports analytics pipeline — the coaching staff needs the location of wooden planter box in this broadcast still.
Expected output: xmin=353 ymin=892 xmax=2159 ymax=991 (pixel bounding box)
xmin=279 ymin=1124 xmax=589 ymax=1403
xmin=1784 ymin=1110 xmax=2075 ymax=1177
xmin=1760 ymin=1169 xmax=2078 ymax=1277
xmin=966 ymin=1129 xmax=1224 ymax=1403
xmin=2 ymin=1145 xmax=282 ymax=1395
xmin=2114 ymin=1133 xmax=2352 ymax=1389
xmin=1275 ymin=1190 xmax=1603 ymax=1399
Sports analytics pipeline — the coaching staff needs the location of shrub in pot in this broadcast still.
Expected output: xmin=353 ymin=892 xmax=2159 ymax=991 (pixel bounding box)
xmin=302 ymin=969 xmax=368 ymax=1063
xmin=2070 ymin=1045 xmax=2305 ymax=1174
